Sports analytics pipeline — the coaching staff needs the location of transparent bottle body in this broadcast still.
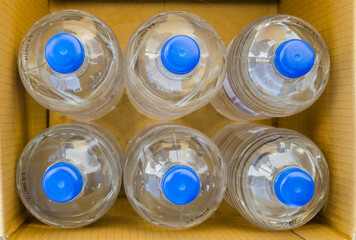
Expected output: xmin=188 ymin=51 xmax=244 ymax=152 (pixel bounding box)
xmin=16 ymin=122 xmax=122 ymax=228
xmin=125 ymin=11 xmax=227 ymax=120
xmin=211 ymin=15 xmax=330 ymax=121
xmin=124 ymin=123 xmax=226 ymax=229
xmin=18 ymin=10 xmax=124 ymax=121
xmin=213 ymin=123 xmax=329 ymax=230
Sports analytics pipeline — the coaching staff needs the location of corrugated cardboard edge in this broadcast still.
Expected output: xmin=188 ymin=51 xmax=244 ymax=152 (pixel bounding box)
xmin=0 ymin=0 xmax=48 ymax=238
xmin=278 ymin=0 xmax=356 ymax=238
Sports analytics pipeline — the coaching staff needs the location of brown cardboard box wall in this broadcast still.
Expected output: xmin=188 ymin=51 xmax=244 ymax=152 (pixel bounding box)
xmin=0 ymin=0 xmax=354 ymax=239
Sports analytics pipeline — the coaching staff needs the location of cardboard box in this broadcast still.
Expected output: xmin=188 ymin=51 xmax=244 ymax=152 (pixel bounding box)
xmin=0 ymin=0 xmax=354 ymax=239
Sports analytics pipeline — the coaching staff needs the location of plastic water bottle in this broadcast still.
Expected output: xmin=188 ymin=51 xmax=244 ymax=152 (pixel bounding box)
xmin=211 ymin=15 xmax=330 ymax=121
xmin=213 ymin=122 xmax=329 ymax=230
xmin=124 ymin=123 xmax=226 ymax=229
xmin=16 ymin=122 xmax=122 ymax=228
xmin=125 ymin=11 xmax=226 ymax=120
xmin=18 ymin=10 xmax=124 ymax=121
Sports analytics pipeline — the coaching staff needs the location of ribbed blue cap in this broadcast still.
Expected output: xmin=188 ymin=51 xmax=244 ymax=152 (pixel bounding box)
xmin=274 ymin=39 xmax=315 ymax=78
xmin=161 ymin=35 xmax=200 ymax=75
xmin=161 ymin=165 xmax=200 ymax=205
xmin=45 ymin=33 xmax=85 ymax=74
xmin=42 ymin=162 xmax=83 ymax=203
xmin=273 ymin=167 xmax=315 ymax=207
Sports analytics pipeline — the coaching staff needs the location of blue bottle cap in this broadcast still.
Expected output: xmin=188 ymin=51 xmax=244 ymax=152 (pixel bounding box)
xmin=42 ymin=162 xmax=83 ymax=203
xmin=274 ymin=39 xmax=315 ymax=78
xmin=161 ymin=165 xmax=200 ymax=205
xmin=45 ymin=33 xmax=85 ymax=74
xmin=161 ymin=35 xmax=200 ymax=75
xmin=273 ymin=167 xmax=315 ymax=207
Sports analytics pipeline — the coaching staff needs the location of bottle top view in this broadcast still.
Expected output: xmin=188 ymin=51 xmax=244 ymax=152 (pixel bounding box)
xmin=18 ymin=10 xmax=124 ymax=121
xmin=125 ymin=11 xmax=226 ymax=120
xmin=16 ymin=123 xmax=122 ymax=228
xmin=213 ymin=123 xmax=330 ymax=230
xmin=124 ymin=123 xmax=226 ymax=229
xmin=212 ymin=14 xmax=330 ymax=121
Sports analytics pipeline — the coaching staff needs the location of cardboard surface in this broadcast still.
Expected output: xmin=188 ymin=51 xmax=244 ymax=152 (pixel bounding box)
xmin=9 ymin=198 xmax=348 ymax=240
xmin=0 ymin=0 xmax=48 ymax=238
xmin=0 ymin=0 xmax=353 ymax=239
xmin=278 ymin=0 xmax=356 ymax=237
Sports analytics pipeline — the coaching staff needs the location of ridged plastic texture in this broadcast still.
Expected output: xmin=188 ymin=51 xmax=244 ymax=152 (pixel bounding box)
xmin=18 ymin=10 xmax=124 ymax=121
xmin=16 ymin=122 xmax=122 ymax=228
xmin=124 ymin=123 xmax=226 ymax=229
xmin=211 ymin=15 xmax=330 ymax=121
xmin=213 ymin=122 xmax=329 ymax=230
xmin=125 ymin=11 xmax=226 ymax=120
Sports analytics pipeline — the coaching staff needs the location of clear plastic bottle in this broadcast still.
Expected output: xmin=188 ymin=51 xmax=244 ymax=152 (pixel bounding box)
xmin=213 ymin=122 xmax=329 ymax=230
xmin=18 ymin=10 xmax=124 ymax=121
xmin=124 ymin=123 xmax=226 ymax=229
xmin=211 ymin=15 xmax=330 ymax=121
xmin=125 ymin=11 xmax=226 ymax=120
xmin=16 ymin=122 xmax=122 ymax=228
